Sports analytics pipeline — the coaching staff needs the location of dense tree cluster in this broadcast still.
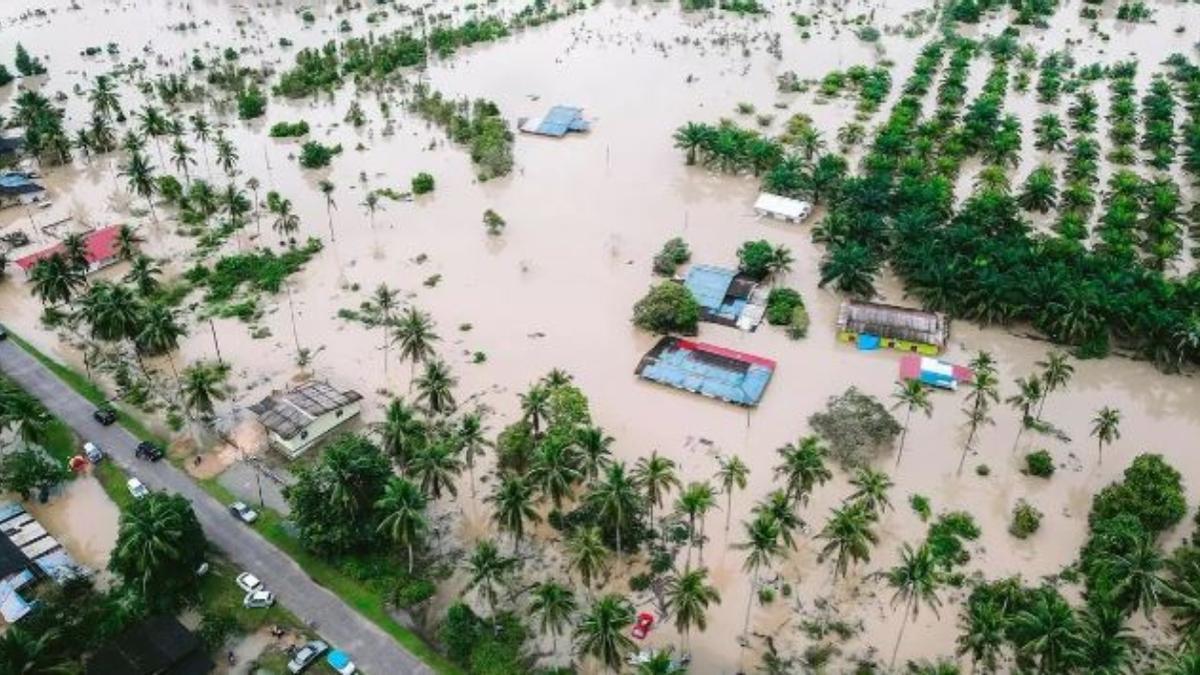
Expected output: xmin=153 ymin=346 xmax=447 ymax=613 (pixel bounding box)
xmin=410 ymin=85 xmax=513 ymax=180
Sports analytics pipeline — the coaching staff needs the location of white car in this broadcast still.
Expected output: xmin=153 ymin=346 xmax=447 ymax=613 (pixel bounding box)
xmin=83 ymin=441 xmax=104 ymax=463
xmin=243 ymin=589 xmax=276 ymax=609
xmin=126 ymin=478 xmax=149 ymax=499
xmin=229 ymin=501 xmax=259 ymax=524
xmin=235 ymin=572 xmax=264 ymax=593
xmin=288 ymin=640 xmax=329 ymax=673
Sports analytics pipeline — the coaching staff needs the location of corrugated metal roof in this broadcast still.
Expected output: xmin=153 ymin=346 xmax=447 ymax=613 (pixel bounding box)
xmin=250 ymin=381 xmax=362 ymax=440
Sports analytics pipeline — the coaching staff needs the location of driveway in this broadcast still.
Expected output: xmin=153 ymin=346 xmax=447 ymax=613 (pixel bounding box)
xmin=0 ymin=339 xmax=435 ymax=675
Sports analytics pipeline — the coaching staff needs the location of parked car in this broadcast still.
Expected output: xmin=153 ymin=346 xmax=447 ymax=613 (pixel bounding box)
xmin=243 ymin=589 xmax=275 ymax=609
xmin=126 ymin=478 xmax=149 ymax=499
xmin=326 ymin=649 xmax=357 ymax=675
xmin=229 ymin=501 xmax=259 ymax=524
xmin=92 ymin=407 xmax=118 ymax=425
xmin=83 ymin=441 xmax=105 ymax=464
xmin=135 ymin=440 xmax=164 ymax=461
xmin=631 ymin=612 xmax=654 ymax=639
xmin=287 ymin=640 xmax=329 ymax=674
xmin=235 ymin=572 xmax=263 ymax=593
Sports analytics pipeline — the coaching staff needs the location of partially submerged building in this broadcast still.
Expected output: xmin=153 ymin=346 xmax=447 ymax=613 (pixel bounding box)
xmin=836 ymin=300 xmax=949 ymax=356
xmin=635 ymin=337 xmax=775 ymax=406
xmin=249 ymin=380 xmax=363 ymax=459
xmin=0 ymin=502 xmax=85 ymax=623
xmin=683 ymin=265 xmax=766 ymax=331
xmin=753 ymin=192 xmax=812 ymax=223
xmin=0 ymin=172 xmax=46 ymax=208
xmin=86 ymin=615 xmax=214 ymax=675
xmin=13 ymin=224 xmax=123 ymax=276
xmin=900 ymin=355 xmax=973 ymax=391
xmin=519 ymin=105 xmax=590 ymax=137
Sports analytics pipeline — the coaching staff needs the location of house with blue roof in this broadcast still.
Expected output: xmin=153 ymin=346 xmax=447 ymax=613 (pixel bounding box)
xmin=0 ymin=172 xmax=46 ymax=208
xmin=683 ymin=264 xmax=766 ymax=331
xmin=519 ymin=105 xmax=590 ymax=138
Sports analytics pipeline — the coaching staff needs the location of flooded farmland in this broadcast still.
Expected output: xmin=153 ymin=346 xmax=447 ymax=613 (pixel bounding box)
xmin=1 ymin=0 xmax=1198 ymax=672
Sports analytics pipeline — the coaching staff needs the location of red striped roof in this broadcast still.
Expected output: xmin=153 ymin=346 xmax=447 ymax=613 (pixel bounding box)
xmin=14 ymin=225 xmax=122 ymax=272
xmin=675 ymin=338 xmax=777 ymax=369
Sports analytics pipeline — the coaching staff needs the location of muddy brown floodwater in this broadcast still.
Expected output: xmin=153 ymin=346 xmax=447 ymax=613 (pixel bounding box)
xmin=1 ymin=0 xmax=1198 ymax=671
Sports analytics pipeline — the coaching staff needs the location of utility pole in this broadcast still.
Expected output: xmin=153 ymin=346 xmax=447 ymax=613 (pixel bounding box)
xmin=286 ymin=281 xmax=301 ymax=358
xmin=209 ymin=319 xmax=224 ymax=366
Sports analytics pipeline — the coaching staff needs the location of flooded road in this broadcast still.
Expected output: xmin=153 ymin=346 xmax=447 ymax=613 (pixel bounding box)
xmin=1 ymin=0 xmax=1198 ymax=670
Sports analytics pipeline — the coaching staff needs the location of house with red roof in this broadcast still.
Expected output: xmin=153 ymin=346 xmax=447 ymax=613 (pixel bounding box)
xmin=13 ymin=225 xmax=123 ymax=277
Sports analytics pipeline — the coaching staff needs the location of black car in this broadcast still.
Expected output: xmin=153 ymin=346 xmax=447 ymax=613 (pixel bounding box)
xmin=93 ymin=407 xmax=118 ymax=426
xmin=135 ymin=441 xmax=165 ymax=462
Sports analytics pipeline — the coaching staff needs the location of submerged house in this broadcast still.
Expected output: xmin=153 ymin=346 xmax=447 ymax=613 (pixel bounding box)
xmin=753 ymin=192 xmax=812 ymax=223
xmin=900 ymin=355 xmax=973 ymax=391
xmin=635 ymin=337 xmax=776 ymax=407
xmin=836 ymin=300 xmax=949 ymax=356
xmin=249 ymin=380 xmax=363 ymax=458
xmin=683 ymin=265 xmax=766 ymax=331
xmin=0 ymin=172 xmax=45 ymax=208
xmin=519 ymin=105 xmax=590 ymax=137
xmin=0 ymin=502 xmax=85 ymax=623
xmin=13 ymin=224 xmax=123 ymax=277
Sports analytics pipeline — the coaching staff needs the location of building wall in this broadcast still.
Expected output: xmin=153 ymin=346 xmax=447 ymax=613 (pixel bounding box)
xmin=837 ymin=330 xmax=940 ymax=356
xmin=272 ymin=401 xmax=362 ymax=458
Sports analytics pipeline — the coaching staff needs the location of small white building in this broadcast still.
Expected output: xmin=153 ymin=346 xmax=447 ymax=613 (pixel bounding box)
xmin=248 ymin=381 xmax=363 ymax=459
xmin=753 ymin=192 xmax=812 ymax=223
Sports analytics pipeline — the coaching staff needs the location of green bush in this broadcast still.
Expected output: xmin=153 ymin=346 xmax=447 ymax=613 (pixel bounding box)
xmin=787 ymin=305 xmax=810 ymax=339
xmin=1024 ymin=450 xmax=1055 ymax=478
xmin=737 ymin=240 xmax=775 ymax=280
xmin=269 ymin=120 xmax=310 ymax=137
xmin=393 ymin=577 xmax=436 ymax=609
xmin=198 ymin=611 xmax=239 ymax=650
xmin=298 ymin=141 xmax=342 ymax=168
xmin=926 ymin=511 xmax=980 ymax=569
xmin=766 ymin=287 xmax=804 ymax=325
xmin=1009 ymin=500 xmax=1042 ymax=539
xmin=236 ymin=85 xmax=267 ymax=119
xmin=411 ymin=172 xmax=435 ymax=194
xmin=652 ymin=237 xmax=691 ymax=276
xmin=1089 ymin=453 xmax=1185 ymax=533
xmin=632 ymin=282 xmax=700 ymax=335
xmin=909 ymin=494 xmax=932 ymax=521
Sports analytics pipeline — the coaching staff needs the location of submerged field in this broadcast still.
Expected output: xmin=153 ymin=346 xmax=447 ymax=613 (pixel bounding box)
xmin=2 ymin=0 xmax=1199 ymax=672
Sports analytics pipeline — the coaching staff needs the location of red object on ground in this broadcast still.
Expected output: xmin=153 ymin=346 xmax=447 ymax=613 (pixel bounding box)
xmin=14 ymin=225 xmax=122 ymax=272
xmin=674 ymin=339 xmax=777 ymax=370
xmin=69 ymin=455 xmax=88 ymax=473
xmin=631 ymin=612 xmax=654 ymax=640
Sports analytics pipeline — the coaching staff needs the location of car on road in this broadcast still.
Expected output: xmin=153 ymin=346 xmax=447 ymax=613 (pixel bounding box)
xmin=126 ymin=478 xmax=149 ymax=499
xmin=243 ymin=589 xmax=276 ymax=609
xmin=287 ymin=640 xmax=329 ymax=674
xmin=326 ymin=649 xmax=357 ymax=675
xmin=92 ymin=407 xmax=118 ymax=425
xmin=83 ymin=441 xmax=105 ymax=463
xmin=229 ymin=501 xmax=259 ymax=524
xmin=235 ymin=572 xmax=263 ymax=593
xmin=135 ymin=440 xmax=164 ymax=461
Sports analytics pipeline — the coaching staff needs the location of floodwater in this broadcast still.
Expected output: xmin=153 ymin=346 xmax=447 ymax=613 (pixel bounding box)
xmin=22 ymin=473 xmax=120 ymax=575
xmin=1 ymin=0 xmax=1198 ymax=671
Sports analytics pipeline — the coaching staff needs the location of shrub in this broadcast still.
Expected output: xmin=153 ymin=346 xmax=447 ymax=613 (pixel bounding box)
xmin=1024 ymin=450 xmax=1054 ymax=478
xmin=411 ymin=172 xmax=435 ymax=195
xmin=629 ymin=573 xmax=653 ymax=592
xmin=652 ymin=237 xmax=691 ymax=276
xmin=298 ymin=141 xmax=342 ymax=168
xmin=975 ymin=464 xmax=990 ymax=476
xmin=766 ymin=288 xmax=804 ymax=325
xmin=1009 ymin=500 xmax=1042 ymax=538
xmin=269 ymin=120 xmax=310 ymax=137
xmin=910 ymin=494 xmax=932 ymax=521
xmin=483 ymin=209 xmax=505 ymax=234
xmin=632 ymin=282 xmax=700 ymax=335
xmin=0 ymin=65 xmax=12 ymax=87
xmin=236 ymin=85 xmax=267 ymax=119
xmin=14 ymin=44 xmax=46 ymax=76
xmin=787 ymin=305 xmax=810 ymax=339
xmin=808 ymin=387 xmax=902 ymax=468
xmin=1089 ymin=453 xmax=1186 ymax=533
xmin=198 ymin=611 xmax=239 ymax=651
xmin=737 ymin=240 xmax=775 ymax=280
xmin=393 ymin=577 xmax=436 ymax=609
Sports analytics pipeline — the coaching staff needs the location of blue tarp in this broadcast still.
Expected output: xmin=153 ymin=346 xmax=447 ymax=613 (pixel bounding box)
xmin=857 ymin=334 xmax=881 ymax=350
xmin=684 ymin=265 xmax=736 ymax=311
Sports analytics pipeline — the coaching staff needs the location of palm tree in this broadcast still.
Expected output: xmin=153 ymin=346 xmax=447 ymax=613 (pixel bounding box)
xmin=1068 ymin=601 xmax=1139 ymax=674
xmin=1035 ymin=351 xmax=1074 ymax=420
xmin=221 ymin=183 xmax=250 ymax=225
xmin=956 ymin=599 xmax=1006 ymax=673
xmin=170 ymin=136 xmax=195 ymax=186
xmin=119 ymin=150 xmax=158 ymax=220
xmin=519 ymin=383 xmax=551 ymax=436
xmin=818 ymin=502 xmax=878 ymax=579
xmin=77 ymin=282 xmax=145 ymax=370
xmin=635 ymin=649 xmax=686 ymax=675
xmin=369 ymin=283 xmax=400 ymax=375
xmin=409 ymin=440 xmax=462 ymax=500
xmin=1090 ymin=406 xmax=1121 ymax=466
xmin=773 ymin=436 xmax=831 ymax=506
xmin=573 ymin=425 xmax=614 ymax=482
xmin=664 ymin=567 xmax=720 ymax=649
xmin=1006 ymin=374 xmax=1044 ymax=452
xmin=318 ymin=179 xmax=337 ymax=240
xmin=818 ymin=242 xmax=878 ymax=298
xmin=847 ymin=467 xmax=893 ymax=516
xmin=1107 ymin=532 xmax=1166 ymax=617
xmin=674 ymin=481 xmax=717 ymax=568
xmin=375 ymin=477 xmax=427 ymax=573
xmin=529 ymin=581 xmax=577 ymax=652
xmin=137 ymin=303 xmax=186 ymax=379
xmin=1 ymin=388 xmax=51 ymax=448
xmin=463 ymin=539 xmax=515 ymax=628
xmin=586 ymin=462 xmax=641 ymax=559
xmin=179 ymin=361 xmax=227 ymax=421
xmin=766 ymin=244 xmax=794 ymax=285
xmin=673 ymin=122 xmax=712 ymax=165
xmin=188 ymin=113 xmax=211 ymax=172
xmin=751 ymin=490 xmax=803 ymax=551
xmin=1017 ymin=166 xmax=1058 ymax=213
xmin=137 ymin=104 xmax=169 ymax=164
xmin=633 ymin=451 xmax=680 ymax=535
xmin=214 ymin=131 xmax=238 ymax=176
xmin=891 ymin=379 xmax=933 ymax=466
xmin=1011 ymin=590 xmax=1076 ymax=674
xmin=414 ymin=359 xmax=457 ymax=415
xmin=114 ymin=224 xmax=144 ymax=261
xmin=574 ymin=594 xmax=636 ymax=672
xmin=566 ymin=526 xmax=609 ymax=594
xmin=271 ymin=198 xmax=300 ymax=243
xmin=735 ymin=513 xmax=782 ymax=636
xmin=393 ymin=307 xmax=439 ymax=386
xmin=529 ymin=441 xmax=581 ymax=508
xmin=715 ymin=455 xmax=749 ymax=532
xmin=29 ymin=254 xmax=85 ymax=306
xmin=0 ymin=625 xmax=69 ymax=674
xmin=362 ymin=190 xmax=382 ymax=228
xmin=884 ymin=543 xmax=943 ymax=669
xmin=123 ymin=254 xmax=162 ymax=296
xmin=246 ymin=176 xmax=262 ymax=233
xmin=89 ymin=75 xmax=121 ymax=120
xmin=960 ymin=361 xmax=1000 ymax=474
xmin=488 ymin=472 xmax=541 ymax=554
xmin=1165 ymin=553 xmax=1200 ymax=648
xmin=456 ymin=412 xmax=491 ymax=498
xmin=376 ymin=398 xmax=426 ymax=471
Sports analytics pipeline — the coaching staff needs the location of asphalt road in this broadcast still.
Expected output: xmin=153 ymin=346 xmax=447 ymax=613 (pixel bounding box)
xmin=0 ymin=339 xmax=434 ymax=675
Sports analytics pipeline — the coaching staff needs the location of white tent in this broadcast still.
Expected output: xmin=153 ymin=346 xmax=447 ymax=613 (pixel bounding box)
xmin=754 ymin=192 xmax=812 ymax=223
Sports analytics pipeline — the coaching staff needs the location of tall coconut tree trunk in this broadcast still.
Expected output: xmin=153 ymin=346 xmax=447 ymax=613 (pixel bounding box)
xmin=890 ymin=596 xmax=915 ymax=670
xmin=896 ymin=406 xmax=913 ymax=466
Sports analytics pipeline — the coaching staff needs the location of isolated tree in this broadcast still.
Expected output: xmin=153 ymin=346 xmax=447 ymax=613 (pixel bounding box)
xmin=318 ymin=179 xmax=337 ymax=240
xmin=415 ymin=359 xmax=457 ymax=415
xmin=891 ymin=379 xmax=933 ymax=466
xmin=633 ymin=451 xmax=681 ymax=535
xmin=847 ymin=467 xmax=893 ymax=516
xmin=1090 ymin=406 xmax=1121 ymax=466
xmin=574 ymin=594 xmax=636 ymax=672
xmin=488 ymin=472 xmax=540 ymax=553
xmin=664 ymin=567 xmax=720 ymax=649
xmin=119 ymin=150 xmax=158 ymax=220
xmin=463 ymin=539 xmax=515 ymax=628
xmin=715 ymin=455 xmax=749 ymax=532
xmin=529 ymin=581 xmax=577 ymax=652
xmin=179 ymin=361 xmax=227 ymax=421
xmin=375 ymin=477 xmax=427 ymax=574
xmin=818 ymin=502 xmax=878 ymax=578
xmin=885 ymin=543 xmax=943 ymax=669
xmin=773 ymin=436 xmax=831 ymax=506
xmin=393 ymin=307 xmax=439 ymax=385
xmin=1035 ymin=351 xmax=1074 ymax=419
xmin=735 ymin=513 xmax=783 ymax=636
xmin=751 ymin=490 xmax=804 ymax=551
xmin=456 ymin=412 xmax=491 ymax=498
